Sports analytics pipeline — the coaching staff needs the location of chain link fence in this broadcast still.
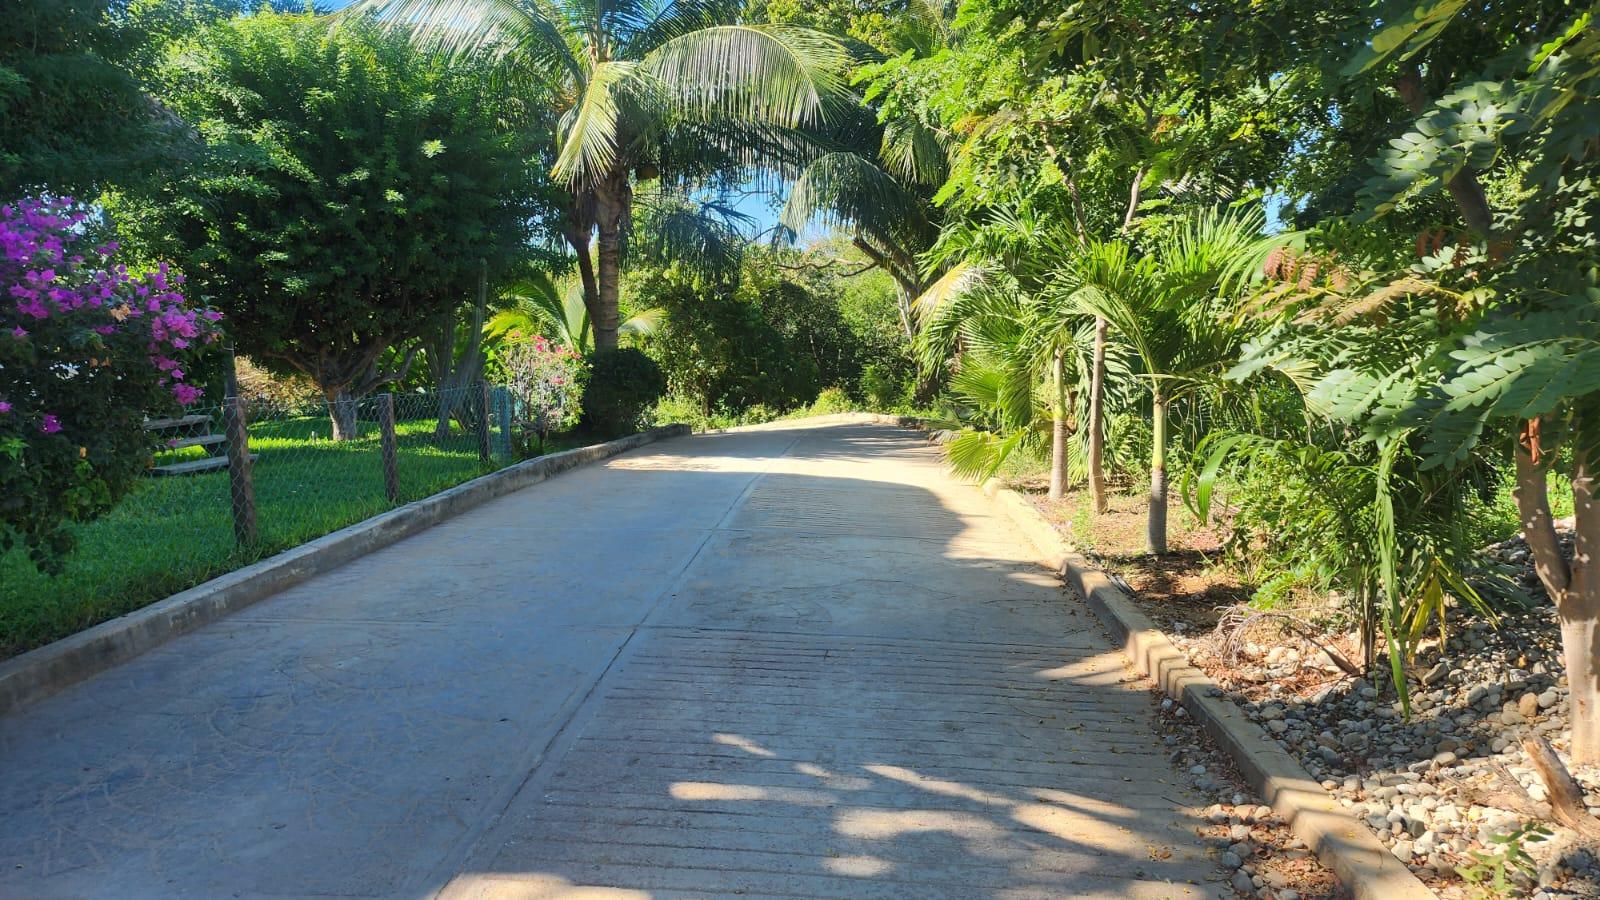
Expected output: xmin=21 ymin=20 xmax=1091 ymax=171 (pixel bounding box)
xmin=0 ymin=383 xmax=519 ymax=658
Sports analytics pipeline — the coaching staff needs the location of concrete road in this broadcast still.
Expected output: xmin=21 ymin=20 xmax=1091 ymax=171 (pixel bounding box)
xmin=1 ymin=422 xmax=1223 ymax=898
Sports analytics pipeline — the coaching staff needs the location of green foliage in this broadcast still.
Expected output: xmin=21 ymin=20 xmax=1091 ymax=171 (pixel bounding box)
xmin=0 ymin=0 xmax=166 ymax=195
xmin=1457 ymin=824 xmax=1550 ymax=899
xmin=636 ymin=248 xmax=882 ymax=415
xmin=1 ymin=199 xmax=224 ymax=573
xmin=487 ymin=270 xmax=663 ymax=355
xmin=125 ymin=12 xmax=541 ymax=405
xmin=582 ymin=348 xmax=666 ymax=437
xmin=807 ymin=387 xmax=856 ymax=415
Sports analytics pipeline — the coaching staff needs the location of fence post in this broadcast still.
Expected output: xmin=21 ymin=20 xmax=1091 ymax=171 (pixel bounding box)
xmin=476 ymin=381 xmax=492 ymax=463
xmin=495 ymin=386 xmax=513 ymax=457
xmin=379 ymin=392 xmax=400 ymax=502
xmin=222 ymin=351 xmax=258 ymax=546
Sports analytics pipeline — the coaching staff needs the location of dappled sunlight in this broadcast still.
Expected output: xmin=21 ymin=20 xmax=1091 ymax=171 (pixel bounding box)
xmin=860 ymin=763 xmax=1012 ymax=806
xmin=710 ymin=732 xmax=774 ymax=757
xmin=820 ymin=854 xmax=895 ymax=877
xmin=666 ymin=781 xmax=846 ymax=805
xmin=439 ymin=872 xmax=652 ymax=898
xmin=409 ymin=425 xmax=1220 ymax=898
xmin=834 ymin=808 xmax=1009 ymax=841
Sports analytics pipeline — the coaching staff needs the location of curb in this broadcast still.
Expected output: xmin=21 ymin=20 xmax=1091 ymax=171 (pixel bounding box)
xmin=979 ymin=481 xmax=1436 ymax=900
xmin=0 ymin=424 xmax=691 ymax=717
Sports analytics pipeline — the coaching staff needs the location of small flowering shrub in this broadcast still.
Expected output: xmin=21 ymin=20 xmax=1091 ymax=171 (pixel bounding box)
xmin=501 ymin=334 xmax=587 ymax=457
xmin=0 ymin=197 xmax=222 ymax=573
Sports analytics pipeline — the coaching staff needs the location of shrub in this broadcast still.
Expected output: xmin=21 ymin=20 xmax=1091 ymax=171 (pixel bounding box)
xmin=807 ymin=386 xmax=855 ymax=416
xmin=1 ymin=197 xmax=222 ymax=572
xmin=234 ymin=356 xmax=320 ymax=418
xmin=583 ymin=348 xmax=665 ymax=437
xmin=858 ymin=362 xmax=914 ymax=411
xmin=502 ymin=336 xmax=587 ymax=456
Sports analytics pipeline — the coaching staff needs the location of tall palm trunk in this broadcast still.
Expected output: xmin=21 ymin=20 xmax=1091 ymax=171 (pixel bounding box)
xmin=592 ymin=172 xmax=630 ymax=351
xmin=1147 ymin=389 xmax=1169 ymax=554
xmin=1088 ymin=317 xmax=1109 ymax=512
xmin=1049 ymin=348 xmax=1068 ymax=501
xmin=1516 ymin=419 xmax=1600 ymax=763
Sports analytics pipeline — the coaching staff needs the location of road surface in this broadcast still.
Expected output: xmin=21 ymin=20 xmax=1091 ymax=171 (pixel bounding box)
xmin=1 ymin=421 xmax=1222 ymax=898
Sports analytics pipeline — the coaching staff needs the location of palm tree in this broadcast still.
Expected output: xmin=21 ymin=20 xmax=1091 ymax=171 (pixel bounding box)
xmin=917 ymin=277 xmax=1102 ymax=496
xmin=349 ymin=0 xmax=851 ymax=349
xmin=915 ymin=205 xmax=1095 ymax=499
xmin=778 ymin=0 xmax=953 ymax=338
xmin=486 ymin=270 xmax=662 ymax=353
xmin=1053 ymin=207 xmax=1279 ymax=552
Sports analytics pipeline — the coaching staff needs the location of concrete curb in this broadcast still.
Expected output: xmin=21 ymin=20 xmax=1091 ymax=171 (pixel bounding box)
xmin=0 ymin=424 xmax=691 ymax=717
xmin=978 ymin=480 xmax=1435 ymax=900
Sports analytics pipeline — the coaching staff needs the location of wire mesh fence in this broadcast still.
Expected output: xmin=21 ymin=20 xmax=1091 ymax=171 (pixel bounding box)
xmin=0 ymin=383 xmax=518 ymax=659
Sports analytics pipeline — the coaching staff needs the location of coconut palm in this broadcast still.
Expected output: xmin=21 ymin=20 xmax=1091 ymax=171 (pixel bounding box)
xmin=1052 ymin=206 xmax=1280 ymax=553
xmin=486 ymin=270 xmax=662 ymax=354
xmin=348 ymin=0 xmax=852 ymax=349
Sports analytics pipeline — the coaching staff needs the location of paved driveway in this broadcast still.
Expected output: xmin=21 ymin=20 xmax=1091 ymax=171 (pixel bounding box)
xmin=0 ymin=422 xmax=1221 ymax=898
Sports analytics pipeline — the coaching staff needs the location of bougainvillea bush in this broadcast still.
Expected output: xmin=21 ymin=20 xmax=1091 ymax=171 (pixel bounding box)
xmin=0 ymin=197 xmax=222 ymax=573
xmin=500 ymin=334 xmax=587 ymax=457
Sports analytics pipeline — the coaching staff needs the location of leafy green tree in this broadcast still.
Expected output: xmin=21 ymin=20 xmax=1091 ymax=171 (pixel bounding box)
xmin=0 ymin=0 xmax=164 ymax=195
xmin=1263 ymin=2 xmax=1600 ymax=761
xmin=351 ymin=0 xmax=852 ymax=350
xmin=128 ymin=13 xmax=541 ymax=439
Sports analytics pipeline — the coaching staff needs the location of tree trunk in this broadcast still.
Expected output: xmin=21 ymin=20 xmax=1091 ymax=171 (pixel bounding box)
xmin=1049 ymin=348 xmax=1068 ymax=502
xmin=1147 ymin=392 xmax=1168 ymax=554
xmin=592 ymin=174 xmax=629 ymax=352
xmin=1394 ymin=68 xmax=1495 ymax=234
xmin=1515 ymin=423 xmax=1600 ymax=764
xmin=435 ymin=261 xmax=490 ymax=439
xmin=325 ymin=388 xmax=360 ymax=441
xmin=1088 ymin=317 xmax=1109 ymax=513
xmin=566 ymin=227 xmax=601 ymax=329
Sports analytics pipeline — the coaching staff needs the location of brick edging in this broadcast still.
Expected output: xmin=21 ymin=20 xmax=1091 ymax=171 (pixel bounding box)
xmin=0 ymin=424 xmax=691 ymax=716
xmin=977 ymin=480 xmax=1435 ymax=900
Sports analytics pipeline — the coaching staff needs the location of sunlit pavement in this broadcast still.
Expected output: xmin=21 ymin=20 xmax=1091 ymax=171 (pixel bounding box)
xmin=1 ymin=422 xmax=1222 ymax=898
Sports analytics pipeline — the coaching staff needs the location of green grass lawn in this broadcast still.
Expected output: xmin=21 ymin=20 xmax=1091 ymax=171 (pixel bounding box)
xmin=0 ymin=412 xmax=579 ymax=660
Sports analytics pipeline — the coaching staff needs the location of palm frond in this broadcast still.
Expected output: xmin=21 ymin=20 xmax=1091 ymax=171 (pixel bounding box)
xmin=552 ymin=59 xmax=648 ymax=182
xmin=781 ymin=151 xmax=919 ymax=237
xmin=343 ymin=0 xmax=580 ymax=84
xmin=643 ymin=25 xmax=851 ymax=129
xmin=880 ymin=116 xmax=946 ymax=185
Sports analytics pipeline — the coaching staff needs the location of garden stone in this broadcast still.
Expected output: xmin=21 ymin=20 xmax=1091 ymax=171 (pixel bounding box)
xmin=1519 ymin=692 xmax=1540 ymax=718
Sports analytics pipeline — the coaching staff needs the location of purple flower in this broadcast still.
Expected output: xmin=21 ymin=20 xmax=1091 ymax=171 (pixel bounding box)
xmin=0 ymin=400 xmax=11 ymax=414
xmin=40 ymin=414 xmax=62 ymax=434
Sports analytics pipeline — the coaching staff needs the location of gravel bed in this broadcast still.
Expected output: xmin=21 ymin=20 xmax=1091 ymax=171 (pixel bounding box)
xmin=1149 ymin=685 xmax=1345 ymax=898
xmin=1140 ymin=528 xmax=1600 ymax=899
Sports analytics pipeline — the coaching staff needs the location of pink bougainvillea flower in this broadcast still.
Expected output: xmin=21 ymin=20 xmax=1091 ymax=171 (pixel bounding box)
xmin=11 ymin=326 xmax=26 ymax=338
